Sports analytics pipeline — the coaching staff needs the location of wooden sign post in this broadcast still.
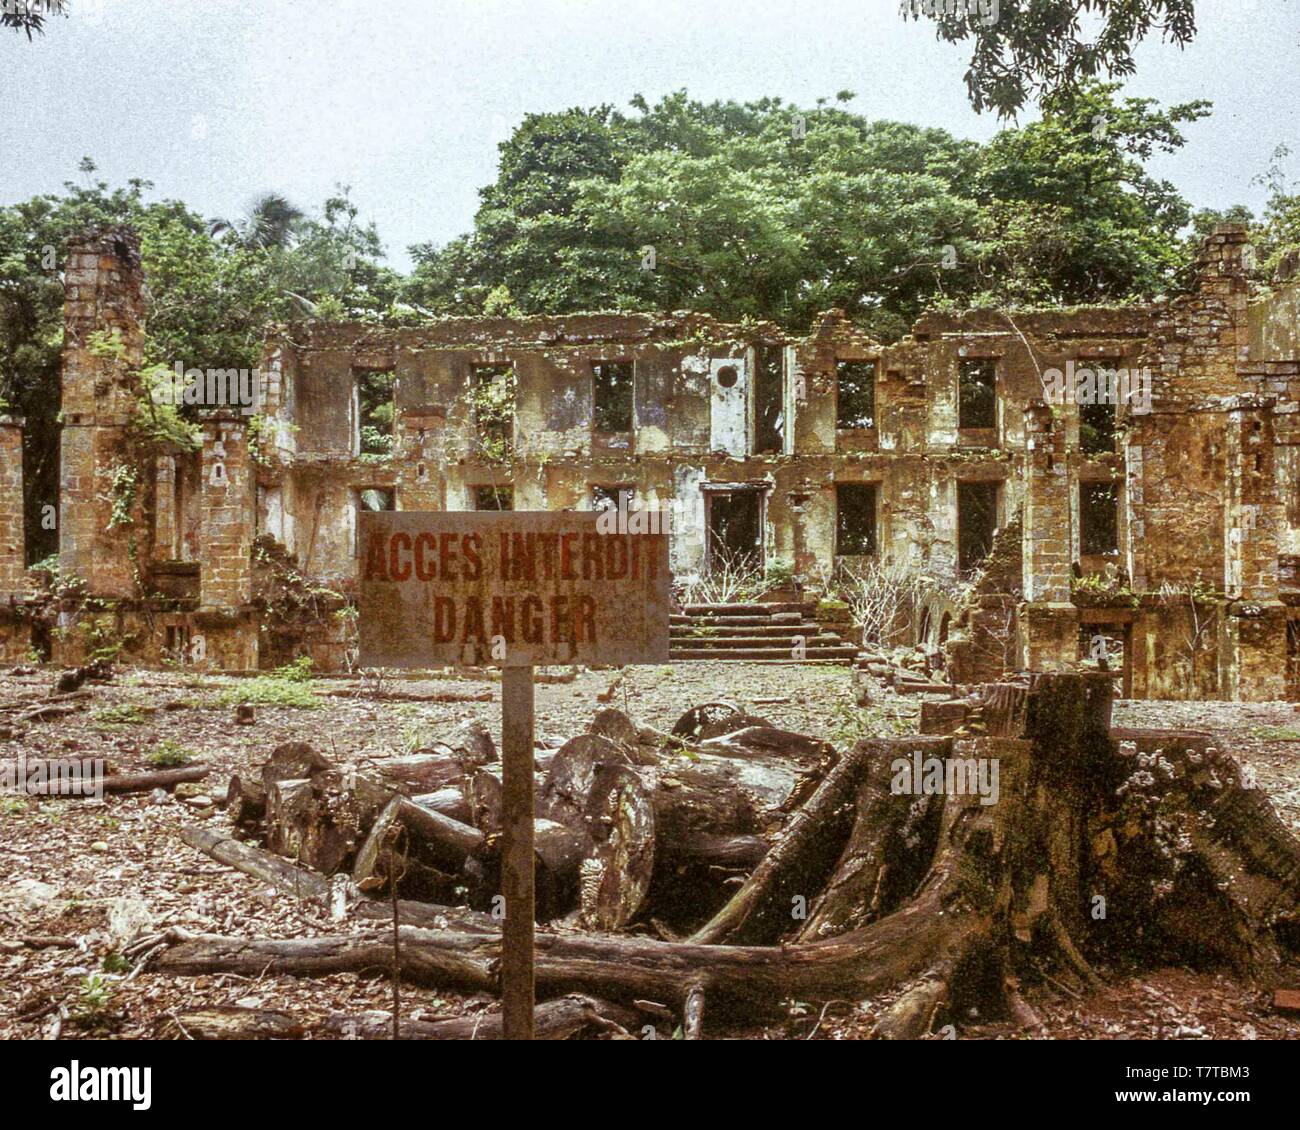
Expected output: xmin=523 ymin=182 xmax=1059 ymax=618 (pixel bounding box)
xmin=357 ymin=510 xmax=671 ymax=1039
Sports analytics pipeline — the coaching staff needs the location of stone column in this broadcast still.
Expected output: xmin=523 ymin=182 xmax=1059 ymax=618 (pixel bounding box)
xmin=58 ymin=228 xmax=147 ymax=597
xmin=1020 ymin=402 xmax=1077 ymax=670
xmin=0 ymin=415 xmax=26 ymax=598
xmin=198 ymin=412 xmax=255 ymax=611
xmin=1222 ymin=397 xmax=1286 ymax=700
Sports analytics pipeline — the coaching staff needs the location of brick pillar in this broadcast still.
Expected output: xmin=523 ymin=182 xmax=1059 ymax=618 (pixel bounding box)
xmin=1222 ymin=398 xmax=1286 ymax=700
xmin=199 ymin=413 xmax=254 ymax=610
xmin=58 ymin=227 xmax=147 ymax=597
xmin=1020 ymin=402 xmax=1077 ymax=670
xmin=152 ymin=455 xmax=177 ymax=563
xmin=0 ymin=416 xmax=26 ymax=598
xmin=1224 ymin=400 xmax=1279 ymax=600
xmin=395 ymin=410 xmax=447 ymax=510
xmin=1022 ymin=403 xmax=1072 ymax=601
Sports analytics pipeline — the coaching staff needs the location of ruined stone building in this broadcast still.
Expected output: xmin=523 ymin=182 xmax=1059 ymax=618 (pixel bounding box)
xmin=1 ymin=223 xmax=1298 ymax=700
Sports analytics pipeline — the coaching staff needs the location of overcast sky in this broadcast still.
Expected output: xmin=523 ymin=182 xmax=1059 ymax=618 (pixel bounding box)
xmin=2 ymin=0 xmax=1298 ymax=269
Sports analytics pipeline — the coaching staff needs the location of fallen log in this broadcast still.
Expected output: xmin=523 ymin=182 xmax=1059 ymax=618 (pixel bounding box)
xmin=412 ymin=787 xmax=472 ymax=824
xmin=180 ymin=824 xmax=330 ymax=901
xmin=689 ymin=741 xmax=873 ymax=945
xmin=150 ymin=673 xmax=1300 ymax=1037
xmin=797 ymin=739 xmax=947 ymax=942
xmin=322 ymin=994 xmax=638 ymax=1040
xmin=353 ymin=796 xmax=486 ymax=902
xmin=102 ymin=765 xmax=210 ymax=794
xmin=162 ymin=1007 xmax=306 ymax=1040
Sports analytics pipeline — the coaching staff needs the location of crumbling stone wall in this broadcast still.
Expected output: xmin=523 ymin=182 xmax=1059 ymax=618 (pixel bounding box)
xmin=58 ymin=228 xmax=151 ymax=600
xmin=6 ymin=223 xmax=1296 ymax=695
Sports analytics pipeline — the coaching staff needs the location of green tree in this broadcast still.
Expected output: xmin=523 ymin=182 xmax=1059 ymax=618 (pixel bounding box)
xmin=408 ymin=86 xmax=1204 ymax=335
xmin=0 ymin=165 xmax=400 ymax=560
xmin=904 ymin=0 xmax=1198 ymax=117
xmin=2 ymin=0 xmax=65 ymax=39
xmin=968 ymin=82 xmax=1210 ymax=305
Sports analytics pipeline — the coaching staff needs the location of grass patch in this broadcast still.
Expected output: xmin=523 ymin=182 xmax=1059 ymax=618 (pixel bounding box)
xmin=146 ymin=740 xmax=194 ymax=768
xmin=218 ymin=657 xmax=320 ymax=709
xmin=93 ymin=704 xmax=147 ymax=725
xmin=218 ymin=678 xmax=320 ymax=709
xmin=1249 ymin=726 xmax=1300 ymax=741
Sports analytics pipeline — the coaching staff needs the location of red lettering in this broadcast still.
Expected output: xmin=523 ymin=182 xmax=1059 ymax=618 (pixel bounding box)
xmin=538 ymin=533 xmax=559 ymax=580
xmin=605 ymin=535 xmax=629 ymax=580
xmin=521 ymin=596 xmax=543 ymax=644
xmin=551 ymin=595 xmax=571 ymax=643
xmin=439 ymin=532 xmax=458 ymax=581
xmin=581 ymin=533 xmax=604 ymax=581
xmin=433 ymin=596 xmax=456 ymax=643
xmin=389 ymin=532 xmax=412 ymax=582
xmin=491 ymin=596 xmax=515 ymax=642
xmin=461 ymin=597 xmax=487 ymax=644
xmin=575 ymin=594 xmax=596 ymax=643
xmin=414 ymin=532 xmax=436 ymax=581
xmin=462 ymin=533 xmax=482 ymax=580
xmin=364 ymin=532 xmax=388 ymax=581
xmin=560 ymin=532 xmax=579 ymax=580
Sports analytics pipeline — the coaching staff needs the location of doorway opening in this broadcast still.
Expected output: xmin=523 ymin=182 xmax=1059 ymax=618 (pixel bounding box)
xmin=705 ymin=488 xmax=763 ymax=575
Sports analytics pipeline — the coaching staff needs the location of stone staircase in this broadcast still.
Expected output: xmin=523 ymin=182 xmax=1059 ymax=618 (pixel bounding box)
xmin=669 ymin=602 xmax=859 ymax=664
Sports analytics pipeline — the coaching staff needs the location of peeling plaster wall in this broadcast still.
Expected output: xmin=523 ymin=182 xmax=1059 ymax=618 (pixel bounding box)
xmin=39 ymin=224 xmax=1300 ymax=694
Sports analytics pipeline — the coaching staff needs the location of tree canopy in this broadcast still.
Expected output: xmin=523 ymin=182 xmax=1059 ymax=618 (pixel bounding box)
xmin=904 ymin=0 xmax=1198 ymax=117
xmin=407 ymin=85 xmax=1212 ymax=339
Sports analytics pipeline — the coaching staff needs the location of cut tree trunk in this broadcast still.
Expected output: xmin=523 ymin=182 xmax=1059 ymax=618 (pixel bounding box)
xmin=155 ymin=674 xmax=1300 ymax=1036
xmin=180 ymin=825 xmax=330 ymax=901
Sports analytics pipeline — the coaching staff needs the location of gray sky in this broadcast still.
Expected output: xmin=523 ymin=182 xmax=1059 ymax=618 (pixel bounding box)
xmin=2 ymin=0 xmax=1298 ymax=270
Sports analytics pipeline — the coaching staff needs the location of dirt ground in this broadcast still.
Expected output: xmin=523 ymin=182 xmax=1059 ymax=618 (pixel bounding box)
xmin=2 ymin=661 xmax=1298 ymax=1041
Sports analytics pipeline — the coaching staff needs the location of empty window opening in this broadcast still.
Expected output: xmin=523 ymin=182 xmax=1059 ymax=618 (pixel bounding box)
xmin=356 ymin=369 xmax=395 ymax=458
xmin=836 ymin=360 xmax=877 ymax=429
xmin=958 ymin=359 xmax=997 ymax=430
xmin=957 ymin=481 xmax=999 ymax=574
xmin=165 ymin=624 xmax=192 ymax=662
xmin=707 ymin=490 xmax=762 ymax=573
xmin=592 ymin=484 xmax=635 ymax=512
xmin=471 ymin=364 xmax=516 ymax=460
xmin=836 ymin=483 xmax=878 ymax=557
xmin=473 ymin=485 xmax=514 ymax=511
xmin=754 ymin=345 xmax=784 ymax=453
xmin=1080 ymin=481 xmax=1120 ymax=556
xmin=592 ymin=361 xmax=633 ymax=434
xmin=715 ymin=365 xmax=739 ymax=388
xmin=1080 ymin=399 xmax=1116 ymax=455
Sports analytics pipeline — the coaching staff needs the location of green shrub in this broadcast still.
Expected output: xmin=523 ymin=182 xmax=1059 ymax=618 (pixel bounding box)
xmin=147 ymin=741 xmax=193 ymax=768
xmin=94 ymin=705 xmax=146 ymax=725
xmin=218 ymin=677 xmax=319 ymax=709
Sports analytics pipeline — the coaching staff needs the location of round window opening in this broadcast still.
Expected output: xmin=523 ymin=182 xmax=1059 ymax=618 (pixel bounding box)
xmin=716 ymin=365 xmax=739 ymax=388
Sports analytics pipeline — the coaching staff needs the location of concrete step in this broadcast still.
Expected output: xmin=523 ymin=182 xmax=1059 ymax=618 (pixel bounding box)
xmin=670 ymin=624 xmax=820 ymax=638
xmin=670 ymin=634 xmax=845 ymax=649
xmin=680 ymin=602 xmax=816 ymax=617
xmin=671 ymin=614 xmax=788 ymax=627
xmin=670 ymin=645 xmax=859 ymax=662
xmin=670 ymin=652 xmax=852 ymax=660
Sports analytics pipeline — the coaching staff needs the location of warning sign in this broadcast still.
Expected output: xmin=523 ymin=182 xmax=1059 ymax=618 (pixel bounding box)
xmin=357 ymin=511 xmax=671 ymax=668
